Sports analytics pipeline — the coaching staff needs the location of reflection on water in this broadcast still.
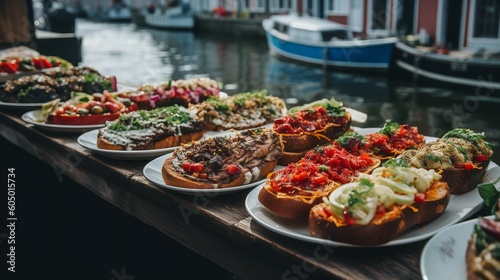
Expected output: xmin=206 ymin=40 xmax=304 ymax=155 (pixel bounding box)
xmin=76 ymin=19 xmax=499 ymax=163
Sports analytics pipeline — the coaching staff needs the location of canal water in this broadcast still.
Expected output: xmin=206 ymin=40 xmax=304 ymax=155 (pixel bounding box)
xmin=76 ymin=19 xmax=500 ymax=163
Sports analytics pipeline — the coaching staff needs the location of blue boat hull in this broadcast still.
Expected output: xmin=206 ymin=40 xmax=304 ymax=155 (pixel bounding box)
xmin=266 ymin=32 xmax=396 ymax=70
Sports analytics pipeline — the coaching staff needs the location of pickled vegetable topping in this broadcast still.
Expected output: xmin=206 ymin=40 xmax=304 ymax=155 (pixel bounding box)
xmin=120 ymin=78 xmax=220 ymax=109
xmin=324 ymin=159 xmax=444 ymax=226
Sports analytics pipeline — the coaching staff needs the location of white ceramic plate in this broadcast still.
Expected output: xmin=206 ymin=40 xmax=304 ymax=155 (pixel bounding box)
xmin=143 ymin=153 xmax=282 ymax=195
xmin=245 ymin=161 xmax=499 ymax=248
xmin=77 ymin=129 xmax=235 ymax=160
xmin=0 ymin=101 xmax=46 ymax=111
xmin=420 ymin=216 xmax=495 ymax=280
xmin=78 ymin=129 xmax=172 ymax=160
xmin=22 ymin=110 xmax=105 ymax=133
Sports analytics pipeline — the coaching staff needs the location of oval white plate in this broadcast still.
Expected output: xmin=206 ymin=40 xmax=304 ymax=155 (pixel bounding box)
xmin=420 ymin=216 xmax=495 ymax=280
xmin=143 ymin=153 xmax=281 ymax=195
xmin=22 ymin=110 xmax=105 ymax=133
xmin=78 ymin=129 xmax=235 ymax=160
xmin=245 ymin=161 xmax=499 ymax=248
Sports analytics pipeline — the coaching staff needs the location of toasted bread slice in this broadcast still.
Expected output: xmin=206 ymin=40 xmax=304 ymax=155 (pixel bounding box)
xmin=96 ymin=130 xmax=205 ymax=150
xmin=162 ymin=158 xmax=278 ymax=189
xmin=309 ymin=181 xmax=450 ymax=246
xmin=161 ymin=128 xmax=283 ymax=189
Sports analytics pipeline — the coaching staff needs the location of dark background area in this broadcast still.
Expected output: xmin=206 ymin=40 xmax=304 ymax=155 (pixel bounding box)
xmin=0 ymin=135 xmax=234 ymax=280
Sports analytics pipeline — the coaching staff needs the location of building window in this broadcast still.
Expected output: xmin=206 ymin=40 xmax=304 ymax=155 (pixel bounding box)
xmin=325 ymin=0 xmax=348 ymax=15
xmin=371 ymin=0 xmax=388 ymax=30
xmin=270 ymin=0 xmax=293 ymax=12
xmin=474 ymin=0 xmax=499 ymax=38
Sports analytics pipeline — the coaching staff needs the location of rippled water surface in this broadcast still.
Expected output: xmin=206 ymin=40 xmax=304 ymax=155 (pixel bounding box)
xmin=76 ymin=19 xmax=500 ymax=163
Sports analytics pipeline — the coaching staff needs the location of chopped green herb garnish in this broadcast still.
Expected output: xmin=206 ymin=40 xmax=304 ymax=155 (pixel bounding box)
xmin=380 ymin=120 xmax=399 ymax=136
xmin=383 ymin=158 xmax=410 ymax=168
xmin=424 ymin=153 xmax=440 ymax=162
xmin=337 ymin=132 xmax=364 ymax=148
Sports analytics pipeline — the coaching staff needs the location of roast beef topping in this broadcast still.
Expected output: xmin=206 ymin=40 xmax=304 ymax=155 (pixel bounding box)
xmin=172 ymin=128 xmax=283 ymax=185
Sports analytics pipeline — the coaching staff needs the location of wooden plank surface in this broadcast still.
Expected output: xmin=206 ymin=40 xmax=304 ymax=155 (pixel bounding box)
xmin=0 ymin=108 xmax=444 ymax=279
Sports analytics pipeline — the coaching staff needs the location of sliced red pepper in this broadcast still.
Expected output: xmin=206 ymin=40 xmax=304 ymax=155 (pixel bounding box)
xmin=454 ymin=162 xmax=474 ymax=170
xmin=38 ymin=57 xmax=53 ymax=69
xmin=47 ymin=112 xmax=121 ymax=125
xmin=464 ymin=162 xmax=474 ymax=170
xmin=376 ymin=204 xmax=386 ymax=215
xmin=0 ymin=61 xmax=18 ymax=73
xmin=32 ymin=58 xmax=42 ymax=69
xmin=342 ymin=207 xmax=356 ymax=225
xmin=473 ymin=155 xmax=489 ymax=162
xmin=414 ymin=193 xmax=426 ymax=202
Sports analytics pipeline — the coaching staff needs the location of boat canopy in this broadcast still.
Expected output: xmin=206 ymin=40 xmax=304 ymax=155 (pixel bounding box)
xmin=270 ymin=14 xmax=353 ymax=42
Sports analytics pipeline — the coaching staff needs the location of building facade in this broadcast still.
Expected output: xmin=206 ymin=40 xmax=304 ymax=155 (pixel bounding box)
xmin=62 ymin=0 xmax=499 ymax=50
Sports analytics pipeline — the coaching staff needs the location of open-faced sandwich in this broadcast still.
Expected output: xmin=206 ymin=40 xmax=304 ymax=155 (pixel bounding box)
xmin=0 ymin=66 xmax=114 ymax=103
xmin=41 ymin=91 xmax=138 ymax=125
xmin=365 ymin=120 xmax=425 ymax=158
xmin=309 ymin=158 xmax=450 ymax=246
xmin=466 ymin=199 xmax=500 ymax=280
xmin=0 ymin=55 xmax=72 ymax=74
xmin=97 ymin=105 xmax=205 ymax=151
xmin=162 ymin=128 xmax=283 ymax=189
xmin=272 ymin=98 xmax=351 ymax=165
xmin=118 ymin=77 xmax=220 ymax=110
xmin=189 ymin=90 xmax=287 ymax=131
xmin=400 ymin=128 xmax=493 ymax=194
xmin=258 ymin=143 xmax=380 ymax=220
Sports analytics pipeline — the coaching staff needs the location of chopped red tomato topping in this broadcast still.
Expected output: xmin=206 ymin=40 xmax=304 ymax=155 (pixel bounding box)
xmin=182 ymin=162 xmax=204 ymax=173
xmin=342 ymin=207 xmax=356 ymax=225
xmin=226 ymin=165 xmax=241 ymax=175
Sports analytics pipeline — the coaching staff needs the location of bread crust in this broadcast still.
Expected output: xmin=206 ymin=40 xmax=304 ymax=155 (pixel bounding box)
xmin=441 ymin=160 xmax=490 ymax=194
xmin=277 ymin=150 xmax=308 ymax=166
xmin=259 ymin=157 xmax=381 ymax=220
xmin=273 ymin=113 xmax=352 ymax=166
xmin=279 ymin=118 xmax=351 ymax=152
xmin=466 ymin=234 xmax=482 ymax=280
xmin=162 ymin=157 xmax=278 ymax=189
xmin=258 ymin=183 xmax=336 ymax=220
xmin=96 ymin=130 xmax=205 ymax=150
xmin=308 ymin=182 xmax=450 ymax=246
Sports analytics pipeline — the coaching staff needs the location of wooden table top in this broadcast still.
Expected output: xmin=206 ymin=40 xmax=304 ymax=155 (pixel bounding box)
xmin=0 ymin=108 xmax=483 ymax=280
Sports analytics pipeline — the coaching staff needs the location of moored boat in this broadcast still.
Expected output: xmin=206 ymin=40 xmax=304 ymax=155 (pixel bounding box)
xmin=262 ymin=14 xmax=398 ymax=72
xmin=393 ymin=42 xmax=500 ymax=92
xmin=105 ymin=1 xmax=132 ymax=22
xmin=144 ymin=4 xmax=193 ymax=30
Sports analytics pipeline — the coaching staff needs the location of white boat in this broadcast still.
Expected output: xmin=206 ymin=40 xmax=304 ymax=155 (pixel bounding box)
xmin=144 ymin=5 xmax=193 ymax=30
xmin=262 ymin=14 xmax=398 ymax=71
xmin=105 ymin=2 xmax=132 ymax=22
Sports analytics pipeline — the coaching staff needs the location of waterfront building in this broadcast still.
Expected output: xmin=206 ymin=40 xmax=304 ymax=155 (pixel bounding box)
xmin=187 ymin=0 xmax=499 ymax=51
